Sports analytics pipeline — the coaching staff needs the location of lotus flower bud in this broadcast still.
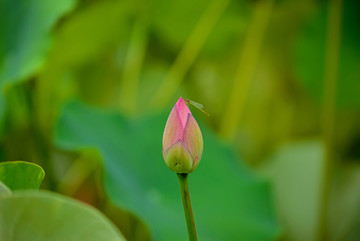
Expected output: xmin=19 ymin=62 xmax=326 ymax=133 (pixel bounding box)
xmin=162 ymin=97 xmax=203 ymax=173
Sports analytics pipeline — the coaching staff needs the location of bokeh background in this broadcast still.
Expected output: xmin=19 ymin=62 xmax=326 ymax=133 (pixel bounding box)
xmin=1 ymin=0 xmax=359 ymax=240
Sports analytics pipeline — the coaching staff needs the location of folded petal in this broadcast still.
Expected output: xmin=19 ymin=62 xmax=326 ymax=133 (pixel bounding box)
xmin=163 ymin=106 xmax=184 ymax=151
xmin=183 ymin=114 xmax=203 ymax=172
xmin=163 ymin=140 xmax=194 ymax=173
xmin=176 ymin=97 xmax=191 ymax=129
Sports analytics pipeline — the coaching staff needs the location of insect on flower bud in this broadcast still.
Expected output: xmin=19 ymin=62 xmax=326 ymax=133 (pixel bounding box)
xmin=162 ymin=97 xmax=203 ymax=173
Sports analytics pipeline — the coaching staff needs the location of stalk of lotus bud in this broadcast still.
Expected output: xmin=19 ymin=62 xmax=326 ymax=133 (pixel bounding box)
xmin=162 ymin=97 xmax=203 ymax=241
xmin=177 ymin=173 xmax=197 ymax=241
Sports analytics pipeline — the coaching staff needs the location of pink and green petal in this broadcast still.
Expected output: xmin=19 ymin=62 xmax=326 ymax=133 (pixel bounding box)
xmin=176 ymin=97 xmax=191 ymax=129
xmin=164 ymin=141 xmax=194 ymax=173
xmin=163 ymin=107 xmax=184 ymax=151
xmin=183 ymin=114 xmax=203 ymax=171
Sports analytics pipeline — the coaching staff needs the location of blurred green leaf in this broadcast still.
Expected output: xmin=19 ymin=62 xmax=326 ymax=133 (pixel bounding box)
xmin=48 ymin=0 xmax=131 ymax=68
xmin=54 ymin=101 xmax=281 ymax=241
xmin=0 ymin=181 xmax=11 ymax=198
xmin=264 ymin=140 xmax=325 ymax=241
xmin=0 ymin=0 xmax=77 ymax=124
xmin=0 ymin=190 xmax=126 ymax=241
xmin=0 ymin=161 xmax=45 ymax=191
xmin=295 ymin=0 xmax=360 ymax=107
xmin=35 ymin=0 xmax=132 ymax=121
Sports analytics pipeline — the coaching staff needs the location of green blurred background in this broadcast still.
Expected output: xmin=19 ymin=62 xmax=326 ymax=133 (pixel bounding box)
xmin=1 ymin=0 xmax=359 ymax=240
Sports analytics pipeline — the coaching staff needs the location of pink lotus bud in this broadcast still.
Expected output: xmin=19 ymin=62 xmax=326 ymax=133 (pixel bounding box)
xmin=162 ymin=97 xmax=203 ymax=173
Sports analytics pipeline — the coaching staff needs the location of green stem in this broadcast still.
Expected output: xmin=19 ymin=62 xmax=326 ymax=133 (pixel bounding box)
xmin=219 ymin=0 xmax=273 ymax=139
xmin=119 ymin=18 xmax=147 ymax=115
xmin=319 ymin=0 xmax=342 ymax=240
xmin=177 ymin=173 xmax=197 ymax=241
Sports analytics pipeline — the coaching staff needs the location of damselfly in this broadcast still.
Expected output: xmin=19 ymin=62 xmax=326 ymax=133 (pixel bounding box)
xmin=183 ymin=98 xmax=210 ymax=116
